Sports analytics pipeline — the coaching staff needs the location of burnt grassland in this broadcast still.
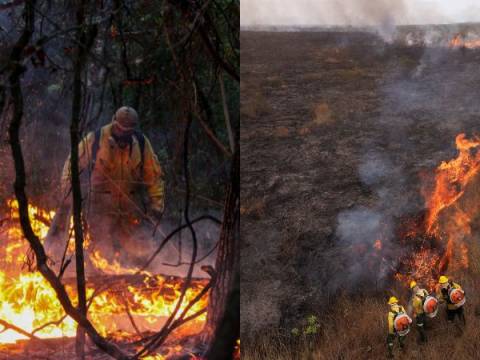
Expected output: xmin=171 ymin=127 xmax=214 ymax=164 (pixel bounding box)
xmin=241 ymin=28 xmax=480 ymax=359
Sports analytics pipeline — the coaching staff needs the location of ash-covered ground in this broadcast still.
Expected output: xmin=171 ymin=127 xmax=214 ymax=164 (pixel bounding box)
xmin=241 ymin=26 xmax=480 ymax=336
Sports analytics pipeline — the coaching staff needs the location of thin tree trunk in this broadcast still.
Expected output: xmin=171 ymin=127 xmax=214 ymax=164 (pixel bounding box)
xmin=205 ymin=143 xmax=239 ymax=357
xmin=71 ymin=3 xmax=98 ymax=357
xmin=205 ymin=270 xmax=239 ymax=359
xmin=71 ymin=2 xmax=88 ymax=357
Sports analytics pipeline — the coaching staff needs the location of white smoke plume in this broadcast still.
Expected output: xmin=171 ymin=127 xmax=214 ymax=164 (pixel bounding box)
xmin=241 ymin=0 xmax=480 ymax=29
xmin=334 ymin=152 xmax=407 ymax=288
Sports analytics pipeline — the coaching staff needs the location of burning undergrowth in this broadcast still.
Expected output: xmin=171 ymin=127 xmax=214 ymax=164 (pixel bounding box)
xmin=338 ymin=132 xmax=480 ymax=293
xmin=0 ymin=198 xmax=212 ymax=358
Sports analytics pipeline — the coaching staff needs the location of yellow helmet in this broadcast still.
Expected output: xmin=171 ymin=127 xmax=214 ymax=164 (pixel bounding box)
xmin=388 ymin=296 xmax=399 ymax=305
xmin=409 ymin=280 xmax=417 ymax=289
xmin=439 ymin=275 xmax=449 ymax=284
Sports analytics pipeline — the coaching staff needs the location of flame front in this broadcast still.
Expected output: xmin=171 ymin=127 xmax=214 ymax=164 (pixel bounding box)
xmin=423 ymin=134 xmax=479 ymax=274
xmin=394 ymin=133 xmax=480 ymax=287
xmin=0 ymin=199 xmax=209 ymax=350
xmin=449 ymin=33 xmax=480 ymax=49
xmin=425 ymin=134 xmax=480 ymax=235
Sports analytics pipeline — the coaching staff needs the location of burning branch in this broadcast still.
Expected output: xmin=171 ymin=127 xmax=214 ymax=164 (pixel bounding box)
xmin=122 ymin=300 xmax=142 ymax=339
xmin=0 ymin=319 xmax=41 ymax=342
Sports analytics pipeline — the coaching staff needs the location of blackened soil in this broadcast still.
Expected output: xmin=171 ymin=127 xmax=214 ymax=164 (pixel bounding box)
xmin=241 ymin=29 xmax=480 ymax=335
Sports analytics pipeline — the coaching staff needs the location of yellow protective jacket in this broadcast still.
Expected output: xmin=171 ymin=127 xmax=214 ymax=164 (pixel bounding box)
xmin=437 ymin=282 xmax=463 ymax=310
xmin=61 ymin=123 xmax=165 ymax=218
xmin=412 ymin=288 xmax=429 ymax=316
xmin=388 ymin=304 xmax=406 ymax=335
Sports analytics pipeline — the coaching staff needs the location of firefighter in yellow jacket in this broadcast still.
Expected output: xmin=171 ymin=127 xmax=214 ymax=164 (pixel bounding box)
xmin=437 ymin=276 xmax=466 ymax=326
xmin=387 ymin=296 xmax=410 ymax=358
xmin=58 ymin=106 xmax=165 ymax=266
xmin=409 ymin=281 xmax=428 ymax=343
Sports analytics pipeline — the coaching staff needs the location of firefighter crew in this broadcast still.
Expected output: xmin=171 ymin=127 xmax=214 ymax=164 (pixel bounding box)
xmin=387 ymin=296 xmax=411 ymax=358
xmin=437 ymin=276 xmax=466 ymax=326
xmin=54 ymin=106 xmax=165 ymax=268
xmin=409 ymin=281 xmax=429 ymax=343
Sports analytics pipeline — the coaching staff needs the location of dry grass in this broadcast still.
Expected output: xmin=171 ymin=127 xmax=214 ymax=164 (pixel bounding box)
xmin=297 ymin=102 xmax=334 ymax=135
xmin=274 ymin=126 xmax=290 ymax=138
xmin=243 ymin=274 xmax=480 ymax=360
xmin=334 ymin=67 xmax=368 ymax=80
xmin=241 ymin=81 xmax=272 ymax=119
xmin=311 ymin=102 xmax=333 ymax=125
xmin=240 ymin=198 xmax=266 ymax=219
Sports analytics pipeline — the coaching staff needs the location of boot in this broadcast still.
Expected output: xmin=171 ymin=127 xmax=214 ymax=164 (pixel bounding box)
xmin=418 ymin=326 xmax=427 ymax=343
xmin=399 ymin=336 xmax=406 ymax=352
xmin=387 ymin=342 xmax=394 ymax=358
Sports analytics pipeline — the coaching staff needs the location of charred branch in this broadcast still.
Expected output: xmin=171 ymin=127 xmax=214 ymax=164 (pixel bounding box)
xmin=138 ymin=214 xmax=221 ymax=273
xmin=0 ymin=319 xmax=42 ymax=341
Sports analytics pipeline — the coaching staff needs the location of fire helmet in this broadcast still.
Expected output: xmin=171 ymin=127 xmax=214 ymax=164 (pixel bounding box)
xmin=409 ymin=280 xmax=417 ymax=289
xmin=112 ymin=106 xmax=139 ymax=133
xmin=388 ymin=296 xmax=398 ymax=305
xmin=439 ymin=275 xmax=449 ymax=284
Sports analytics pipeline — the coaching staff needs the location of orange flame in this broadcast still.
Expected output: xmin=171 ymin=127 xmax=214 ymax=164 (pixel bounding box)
xmin=449 ymin=33 xmax=480 ymax=49
xmin=425 ymin=134 xmax=480 ymax=235
xmin=0 ymin=199 xmax=209 ymax=351
xmin=394 ymin=133 xmax=479 ymax=287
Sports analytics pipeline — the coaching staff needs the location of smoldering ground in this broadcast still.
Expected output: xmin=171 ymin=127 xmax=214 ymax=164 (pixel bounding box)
xmin=43 ymin=207 xmax=221 ymax=279
xmin=241 ymin=25 xmax=480 ymax=336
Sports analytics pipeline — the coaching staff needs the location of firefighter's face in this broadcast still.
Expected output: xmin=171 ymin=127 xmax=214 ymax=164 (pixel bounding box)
xmin=112 ymin=123 xmax=134 ymax=148
xmin=115 ymin=135 xmax=132 ymax=149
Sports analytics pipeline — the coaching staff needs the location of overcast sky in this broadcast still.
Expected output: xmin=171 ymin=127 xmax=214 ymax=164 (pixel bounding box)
xmin=241 ymin=0 xmax=480 ymax=27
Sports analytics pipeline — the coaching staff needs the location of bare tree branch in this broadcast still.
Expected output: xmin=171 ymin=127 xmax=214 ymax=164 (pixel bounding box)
xmin=7 ymin=2 xmax=130 ymax=359
xmin=137 ymin=214 xmax=221 ymax=273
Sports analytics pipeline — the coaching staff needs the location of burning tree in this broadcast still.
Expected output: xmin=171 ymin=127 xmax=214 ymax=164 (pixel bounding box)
xmin=0 ymin=0 xmax=238 ymax=359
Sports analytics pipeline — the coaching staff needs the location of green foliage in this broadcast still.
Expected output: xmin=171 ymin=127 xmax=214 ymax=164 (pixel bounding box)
xmin=291 ymin=314 xmax=321 ymax=337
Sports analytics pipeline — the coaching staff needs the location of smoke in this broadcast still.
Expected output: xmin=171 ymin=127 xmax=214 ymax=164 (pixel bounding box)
xmin=331 ymin=20 xmax=480 ymax=291
xmin=1 ymin=3 xmax=223 ymax=282
xmin=241 ymin=0 xmax=480 ymax=40
xmin=242 ymin=0 xmax=406 ymax=27
xmin=334 ymin=152 xmax=408 ymax=288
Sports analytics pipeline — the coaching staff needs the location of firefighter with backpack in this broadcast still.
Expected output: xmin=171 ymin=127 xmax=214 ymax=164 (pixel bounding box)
xmin=437 ymin=276 xmax=466 ymax=328
xmin=47 ymin=106 xmax=165 ymax=268
xmin=386 ymin=296 xmax=412 ymax=358
xmin=409 ymin=280 xmax=438 ymax=343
